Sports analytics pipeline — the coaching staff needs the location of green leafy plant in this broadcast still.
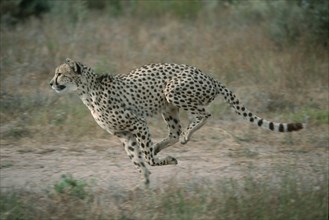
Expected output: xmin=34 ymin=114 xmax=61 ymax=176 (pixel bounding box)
xmin=54 ymin=174 xmax=89 ymax=200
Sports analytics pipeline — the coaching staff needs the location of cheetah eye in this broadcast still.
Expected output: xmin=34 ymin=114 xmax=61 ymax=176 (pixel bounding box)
xmin=57 ymin=73 xmax=62 ymax=76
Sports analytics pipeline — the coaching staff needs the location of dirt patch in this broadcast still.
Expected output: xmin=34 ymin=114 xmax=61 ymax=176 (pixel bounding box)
xmin=0 ymin=123 xmax=327 ymax=192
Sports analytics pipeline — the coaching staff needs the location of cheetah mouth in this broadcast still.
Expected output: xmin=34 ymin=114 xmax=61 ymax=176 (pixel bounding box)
xmin=54 ymin=85 xmax=66 ymax=92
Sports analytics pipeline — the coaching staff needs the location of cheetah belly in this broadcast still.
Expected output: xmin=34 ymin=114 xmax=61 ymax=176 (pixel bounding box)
xmin=91 ymin=111 xmax=114 ymax=134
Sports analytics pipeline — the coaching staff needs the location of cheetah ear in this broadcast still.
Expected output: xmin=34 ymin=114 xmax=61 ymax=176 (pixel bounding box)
xmin=65 ymin=58 xmax=82 ymax=74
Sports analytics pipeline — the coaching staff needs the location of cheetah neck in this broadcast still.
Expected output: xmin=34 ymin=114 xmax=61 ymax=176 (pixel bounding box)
xmin=76 ymin=71 xmax=101 ymax=109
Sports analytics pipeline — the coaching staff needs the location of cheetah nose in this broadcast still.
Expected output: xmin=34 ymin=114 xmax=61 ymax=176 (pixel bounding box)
xmin=49 ymin=81 xmax=53 ymax=87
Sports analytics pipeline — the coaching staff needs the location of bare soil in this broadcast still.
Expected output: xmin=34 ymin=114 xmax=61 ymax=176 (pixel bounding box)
xmin=0 ymin=122 xmax=327 ymax=192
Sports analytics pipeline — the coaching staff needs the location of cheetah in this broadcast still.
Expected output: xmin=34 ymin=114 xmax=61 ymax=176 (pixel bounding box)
xmin=50 ymin=58 xmax=303 ymax=185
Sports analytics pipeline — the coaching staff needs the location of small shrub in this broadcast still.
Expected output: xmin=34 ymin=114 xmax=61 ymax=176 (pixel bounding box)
xmin=54 ymin=174 xmax=89 ymax=200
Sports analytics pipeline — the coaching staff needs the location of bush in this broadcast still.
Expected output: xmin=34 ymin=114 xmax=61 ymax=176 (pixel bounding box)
xmin=303 ymin=0 xmax=329 ymax=44
xmin=230 ymin=0 xmax=328 ymax=46
xmin=0 ymin=0 xmax=50 ymax=24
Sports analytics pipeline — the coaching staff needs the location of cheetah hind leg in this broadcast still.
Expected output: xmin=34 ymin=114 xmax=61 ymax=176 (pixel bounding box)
xmin=180 ymin=107 xmax=211 ymax=144
xmin=154 ymin=106 xmax=181 ymax=155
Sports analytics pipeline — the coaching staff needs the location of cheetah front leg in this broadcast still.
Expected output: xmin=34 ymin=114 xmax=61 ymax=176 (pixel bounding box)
xmin=116 ymin=132 xmax=151 ymax=185
xmin=154 ymin=105 xmax=181 ymax=155
xmin=131 ymin=119 xmax=178 ymax=166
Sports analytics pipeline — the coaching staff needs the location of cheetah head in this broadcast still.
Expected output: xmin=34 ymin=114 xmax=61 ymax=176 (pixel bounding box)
xmin=49 ymin=58 xmax=83 ymax=93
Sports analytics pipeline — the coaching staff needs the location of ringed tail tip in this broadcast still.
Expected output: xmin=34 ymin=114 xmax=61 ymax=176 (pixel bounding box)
xmin=287 ymin=122 xmax=304 ymax=132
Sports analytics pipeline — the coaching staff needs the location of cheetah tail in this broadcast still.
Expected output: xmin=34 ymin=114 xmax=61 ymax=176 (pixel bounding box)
xmin=216 ymin=82 xmax=304 ymax=132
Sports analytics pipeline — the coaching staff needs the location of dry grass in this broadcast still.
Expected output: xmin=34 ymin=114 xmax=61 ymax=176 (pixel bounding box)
xmin=0 ymin=3 xmax=328 ymax=220
xmin=1 ymin=8 xmax=327 ymax=142
xmin=1 ymin=165 xmax=327 ymax=220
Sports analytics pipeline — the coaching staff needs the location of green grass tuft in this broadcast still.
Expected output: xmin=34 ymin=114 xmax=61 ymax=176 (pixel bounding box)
xmin=284 ymin=107 xmax=329 ymax=125
xmin=53 ymin=174 xmax=90 ymax=200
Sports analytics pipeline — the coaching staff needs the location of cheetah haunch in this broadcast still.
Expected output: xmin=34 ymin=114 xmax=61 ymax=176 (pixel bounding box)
xmin=50 ymin=58 xmax=303 ymax=185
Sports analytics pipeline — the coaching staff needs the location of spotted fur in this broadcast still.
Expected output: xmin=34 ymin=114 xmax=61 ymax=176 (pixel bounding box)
xmin=50 ymin=58 xmax=303 ymax=185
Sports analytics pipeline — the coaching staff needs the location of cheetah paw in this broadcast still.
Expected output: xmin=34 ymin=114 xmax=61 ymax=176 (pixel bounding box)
xmin=179 ymin=135 xmax=189 ymax=145
xmin=166 ymin=156 xmax=178 ymax=165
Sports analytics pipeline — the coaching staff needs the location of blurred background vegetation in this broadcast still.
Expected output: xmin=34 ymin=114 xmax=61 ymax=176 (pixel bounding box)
xmin=0 ymin=0 xmax=328 ymax=143
xmin=0 ymin=1 xmax=328 ymax=219
xmin=1 ymin=0 xmax=328 ymax=44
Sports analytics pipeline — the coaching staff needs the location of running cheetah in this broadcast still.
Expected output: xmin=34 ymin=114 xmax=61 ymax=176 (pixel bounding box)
xmin=50 ymin=58 xmax=303 ymax=185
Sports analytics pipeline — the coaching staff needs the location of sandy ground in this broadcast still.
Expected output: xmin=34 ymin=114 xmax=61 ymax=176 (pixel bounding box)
xmin=0 ymin=122 xmax=327 ymax=192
